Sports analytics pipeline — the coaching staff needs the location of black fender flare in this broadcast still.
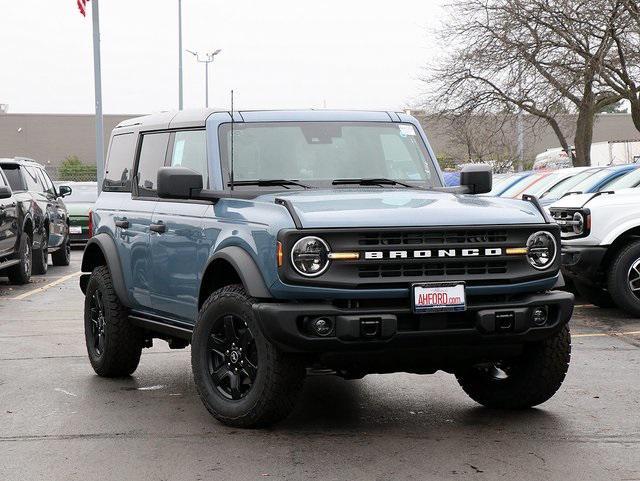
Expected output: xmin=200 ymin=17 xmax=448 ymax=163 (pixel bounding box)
xmin=205 ymin=246 xmax=272 ymax=299
xmin=80 ymin=233 xmax=129 ymax=305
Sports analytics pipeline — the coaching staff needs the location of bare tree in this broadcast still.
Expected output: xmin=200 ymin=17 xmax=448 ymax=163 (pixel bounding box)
xmin=423 ymin=0 xmax=622 ymax=166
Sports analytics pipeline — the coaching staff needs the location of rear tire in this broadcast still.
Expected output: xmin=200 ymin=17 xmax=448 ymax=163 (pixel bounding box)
xmin=52 ymin=235 xmax=71 ymax=266
xmin=32 ymin=232 xmax=48 ymax=275
xmin=191 ymin=285 xmax=305 ymax=428
xmin=456 ymin=325 xmax=571 ymax=409
xmin=7 ymin=234 xmax=32 ymax=285
xmin=84 ymin=265 xmax=143 ymax=377
xmin=607 ymin=240 xmax=640 ymax=316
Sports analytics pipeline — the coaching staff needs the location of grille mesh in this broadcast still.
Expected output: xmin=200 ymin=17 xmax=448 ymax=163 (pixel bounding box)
xmin=358 ymin=230 xmax=509 ymax=246
xmin=358 ymin=261 xmax=508 ymax=279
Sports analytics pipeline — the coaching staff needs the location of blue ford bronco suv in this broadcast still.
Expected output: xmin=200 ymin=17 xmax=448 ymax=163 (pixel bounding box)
xmin=80 ymin=109 xmax=573 ymax=427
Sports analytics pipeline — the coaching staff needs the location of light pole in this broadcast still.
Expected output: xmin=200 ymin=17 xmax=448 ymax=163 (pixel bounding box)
xmin=186 ymin=49 xmax=222 ymax=108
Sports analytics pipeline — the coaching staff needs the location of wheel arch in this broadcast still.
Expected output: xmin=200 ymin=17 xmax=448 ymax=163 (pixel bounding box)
xmin=80 ymin=233 xmax=129 ymax=305
xmin=198 ymin=246 xmax=272 ymax=309
xmin=601 ymin=225 xmax=640 ymax=274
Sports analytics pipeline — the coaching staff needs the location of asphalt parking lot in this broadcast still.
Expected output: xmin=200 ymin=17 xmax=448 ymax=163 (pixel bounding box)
xmin=0 ymin=250 xmax=639 ymax=480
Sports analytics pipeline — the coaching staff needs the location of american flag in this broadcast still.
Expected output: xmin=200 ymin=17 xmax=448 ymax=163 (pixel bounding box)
xmin=77 ymin=0 xmax=89 ymax=17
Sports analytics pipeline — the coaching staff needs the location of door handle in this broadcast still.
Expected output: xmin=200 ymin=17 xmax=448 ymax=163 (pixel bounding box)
xmin=115 ymin=220 xmax=129 ymax=229
xmin=149 ymin=222 xmax=166 ymax=234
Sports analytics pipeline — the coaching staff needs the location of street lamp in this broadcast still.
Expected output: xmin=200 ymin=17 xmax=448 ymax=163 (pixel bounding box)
xmin=186 ymin=49 xmax=222 ymax=108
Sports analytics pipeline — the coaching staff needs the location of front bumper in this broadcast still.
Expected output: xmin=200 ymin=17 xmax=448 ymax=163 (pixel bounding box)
xmin=561 ymin=245 xmax=607 ymax=280
xmin=253 ymin=290 xmax=574 ymax=353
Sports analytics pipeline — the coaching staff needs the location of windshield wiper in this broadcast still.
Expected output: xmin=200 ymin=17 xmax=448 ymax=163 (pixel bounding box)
xmin=228 ymin=179 xmax=310 ymax=189
xmin=332 ymin=178 xmax=415 ymax=188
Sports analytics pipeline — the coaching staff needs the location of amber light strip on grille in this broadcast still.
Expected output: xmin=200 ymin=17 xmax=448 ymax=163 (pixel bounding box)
xmin=277 ymin=242 xmax=284 ymax=266
xmin=328 ymin=252 xmax=360 ymax=260
xmin=506 ymin=247 xmax=528 ymax=255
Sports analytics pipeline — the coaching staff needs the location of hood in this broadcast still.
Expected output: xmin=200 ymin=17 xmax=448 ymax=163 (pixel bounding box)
xmin=257 ymin=189 xmax=545 ymax=228
xmin=549 ymin=188 xmax=640 ymax=210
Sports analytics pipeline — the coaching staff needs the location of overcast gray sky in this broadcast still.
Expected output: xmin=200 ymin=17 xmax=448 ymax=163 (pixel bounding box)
xmin=0 ymin=0 xmax=445 ymax=114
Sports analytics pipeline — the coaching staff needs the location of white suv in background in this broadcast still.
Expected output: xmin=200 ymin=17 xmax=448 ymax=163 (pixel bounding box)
xmin=549 ymin=189 xmax=640 ymax=315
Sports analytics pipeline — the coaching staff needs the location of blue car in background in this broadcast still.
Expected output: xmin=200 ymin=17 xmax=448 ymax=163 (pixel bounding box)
xmin=539 ymin=164 xmax=639 ymax=205
xmin=482 ymin=171 xmax=534 ymax=196
xmin=443 ymin=171 xmax=460 ymax=186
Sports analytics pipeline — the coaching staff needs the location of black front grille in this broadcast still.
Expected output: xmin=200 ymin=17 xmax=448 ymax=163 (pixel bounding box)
xmin=358 ymin=230 xmax=508 ymax=246
xmin=278 ymin=225 xmax=560 ymax=288
xmin=358 ymin=261 xmax=508 ymax=279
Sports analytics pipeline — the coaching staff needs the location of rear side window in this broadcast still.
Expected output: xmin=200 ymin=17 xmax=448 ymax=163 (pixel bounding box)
xmin=170 ymin=130 xmax=208 ymax=188
xmin=0 ymin=166 xmax=26 ymax=191
xmin=23 ymin=166 xmax=45 ymax=193
xmin=104 ymin=133 xmax=137 ymax=192
xmin=0 ymin=171 xmax=6 ymax=188
xmin=135 ymin=132 xmax=170 ymax=197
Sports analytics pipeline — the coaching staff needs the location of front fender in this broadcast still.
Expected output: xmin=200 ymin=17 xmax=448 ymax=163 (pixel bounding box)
xmin=601 ymin=218 xmax=640 ymax=245
xmin=206 ymin=246 xmax=272 ymax=298
xmin=80 ymin=233 xmax=129 ymax=306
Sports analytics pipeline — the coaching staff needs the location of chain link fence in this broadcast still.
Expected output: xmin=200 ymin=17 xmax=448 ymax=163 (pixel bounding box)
xmin=45 ymin=156 xmax=98 ymax=183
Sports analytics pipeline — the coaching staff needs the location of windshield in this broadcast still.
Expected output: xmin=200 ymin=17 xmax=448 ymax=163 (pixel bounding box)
xmin=488 ymin=172 xmax=527 ymax=195
xmin=541 ymin=169 xmax=600 ymax=198
xmin=0 ymin=165 xmax=26 ymax=191
xmin=219 ymin=122 xmax=439 ymax=188
xmin=520 ymin=171 xmax=579 ymax=197
xmin=63 ymin=184 xmax=98 ymax=203
xmin=603 ymin=168 xmax=640 ymax=190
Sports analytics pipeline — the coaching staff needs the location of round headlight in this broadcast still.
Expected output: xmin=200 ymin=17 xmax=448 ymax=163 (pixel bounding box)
xmin=291 ymin=236 xmax=330 ymax=277
xmin=572 ymin=212 xmax=584 ymax=235
xmin=526 ymin=231 xmax=557 ymax=270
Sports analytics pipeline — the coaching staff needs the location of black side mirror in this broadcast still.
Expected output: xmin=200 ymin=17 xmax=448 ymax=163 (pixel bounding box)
xmin=0 ymin=186 xmax=12 ymax=199
xmin=58 ymin=185 xmax=72 ymax=197
xmin=460 ymin=164 xmax=492 ymax=194
xmin=157 ymin=167 xmax=204 ymax=199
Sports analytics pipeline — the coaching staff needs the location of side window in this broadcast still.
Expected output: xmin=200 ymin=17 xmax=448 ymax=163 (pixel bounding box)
xmin=136 ymin=132 xmax=170 ymax=197
xmin=0 ymin=172 xmax=6 ymax=188
xmin=23 ymin=166 xmax=45 ymax=193
xmin=37 ymin=169 xmax=56 ymax=196
xmin=104 ymin=133 xmax=137 ymax=192
xmin=1 ymin=166 xmax=26 ymax=191
xmin=170 ymin=130 xmax=208 ymax=187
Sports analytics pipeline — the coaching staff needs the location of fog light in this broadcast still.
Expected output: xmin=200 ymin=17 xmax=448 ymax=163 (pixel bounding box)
xmin=531 ymin=306 xmax=548 ymax=326
xmin=310 ymin=317 xmax=334 ymax=337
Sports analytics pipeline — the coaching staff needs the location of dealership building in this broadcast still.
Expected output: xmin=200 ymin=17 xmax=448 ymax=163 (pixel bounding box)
xmin=0 ymin=110 xmax=638 ymax=179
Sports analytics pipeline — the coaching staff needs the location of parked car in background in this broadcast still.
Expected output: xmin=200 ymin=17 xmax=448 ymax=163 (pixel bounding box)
xmin=56 ymin=181 xmax=97 ymax=245
xmin=550 ymin=188 xmax=640 ymax=315
xmin=600 ymin=165 xmax=640 ymax=191
xmin=0 ymin=168 xmax=32 ymax=284
xmin=539 ymin=165 xmax=639 ymax=205
xmin=0 ymin=158 xmax=72 ymax=273
xmin=501 ymin=168 xmax=593 ymax=199
xmin=482 ymin=171 xmax=533 ymax=197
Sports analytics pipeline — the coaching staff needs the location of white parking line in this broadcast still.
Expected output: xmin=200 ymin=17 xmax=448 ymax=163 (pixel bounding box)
xmin=573 ymin=330 xmax=640 ymax=338
xmin=10 ymin=271 xmax=81 ymax=300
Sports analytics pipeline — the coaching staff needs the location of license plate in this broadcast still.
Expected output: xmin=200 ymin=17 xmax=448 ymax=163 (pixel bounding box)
xmin=412 ymin=283 xmax=466 ymax=313
xmin=69 ymin=226 xmax=83 ymax=234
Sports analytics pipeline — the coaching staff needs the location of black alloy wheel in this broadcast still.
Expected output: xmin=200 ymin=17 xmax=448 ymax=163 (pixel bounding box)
xmin=89 ymin=288 xmax=106 ymax=357
xmin=207 ymin=314 xmax=258 ymax=400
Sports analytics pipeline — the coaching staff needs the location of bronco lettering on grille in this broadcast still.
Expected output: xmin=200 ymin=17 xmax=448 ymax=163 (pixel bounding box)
xmin=363 ymin=248 xmax=502 ymax=260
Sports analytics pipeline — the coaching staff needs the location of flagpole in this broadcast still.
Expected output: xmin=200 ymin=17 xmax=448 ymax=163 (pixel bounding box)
xmin=91 ymin=0 xmax=105 ymax=192
xmin=178 ymin=0 xmax=183 ymax=110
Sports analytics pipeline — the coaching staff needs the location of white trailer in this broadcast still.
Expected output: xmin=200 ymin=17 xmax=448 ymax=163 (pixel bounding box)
xmin=534 ymin=140 xmax=640 ymax=170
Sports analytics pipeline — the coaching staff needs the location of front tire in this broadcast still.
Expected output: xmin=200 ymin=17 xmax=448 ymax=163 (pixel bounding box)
xmin=456 ymin=325 xmax=571 ymax=409
xmin=7 ymin=234 xmax=32 ymax=285
xmin=607 ymin=241 xmax=640 ymax=316
xmin=191 ymin=285 xmax=305 ymax=428
xmin=52 ymin=235 xmax=71 ymax=266
xmin=84 ymin=265 xmax=143 ymax=377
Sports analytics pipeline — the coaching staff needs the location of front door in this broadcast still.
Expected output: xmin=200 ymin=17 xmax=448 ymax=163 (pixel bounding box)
xmin=149 ymin=130 xmax=209 ymax=322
